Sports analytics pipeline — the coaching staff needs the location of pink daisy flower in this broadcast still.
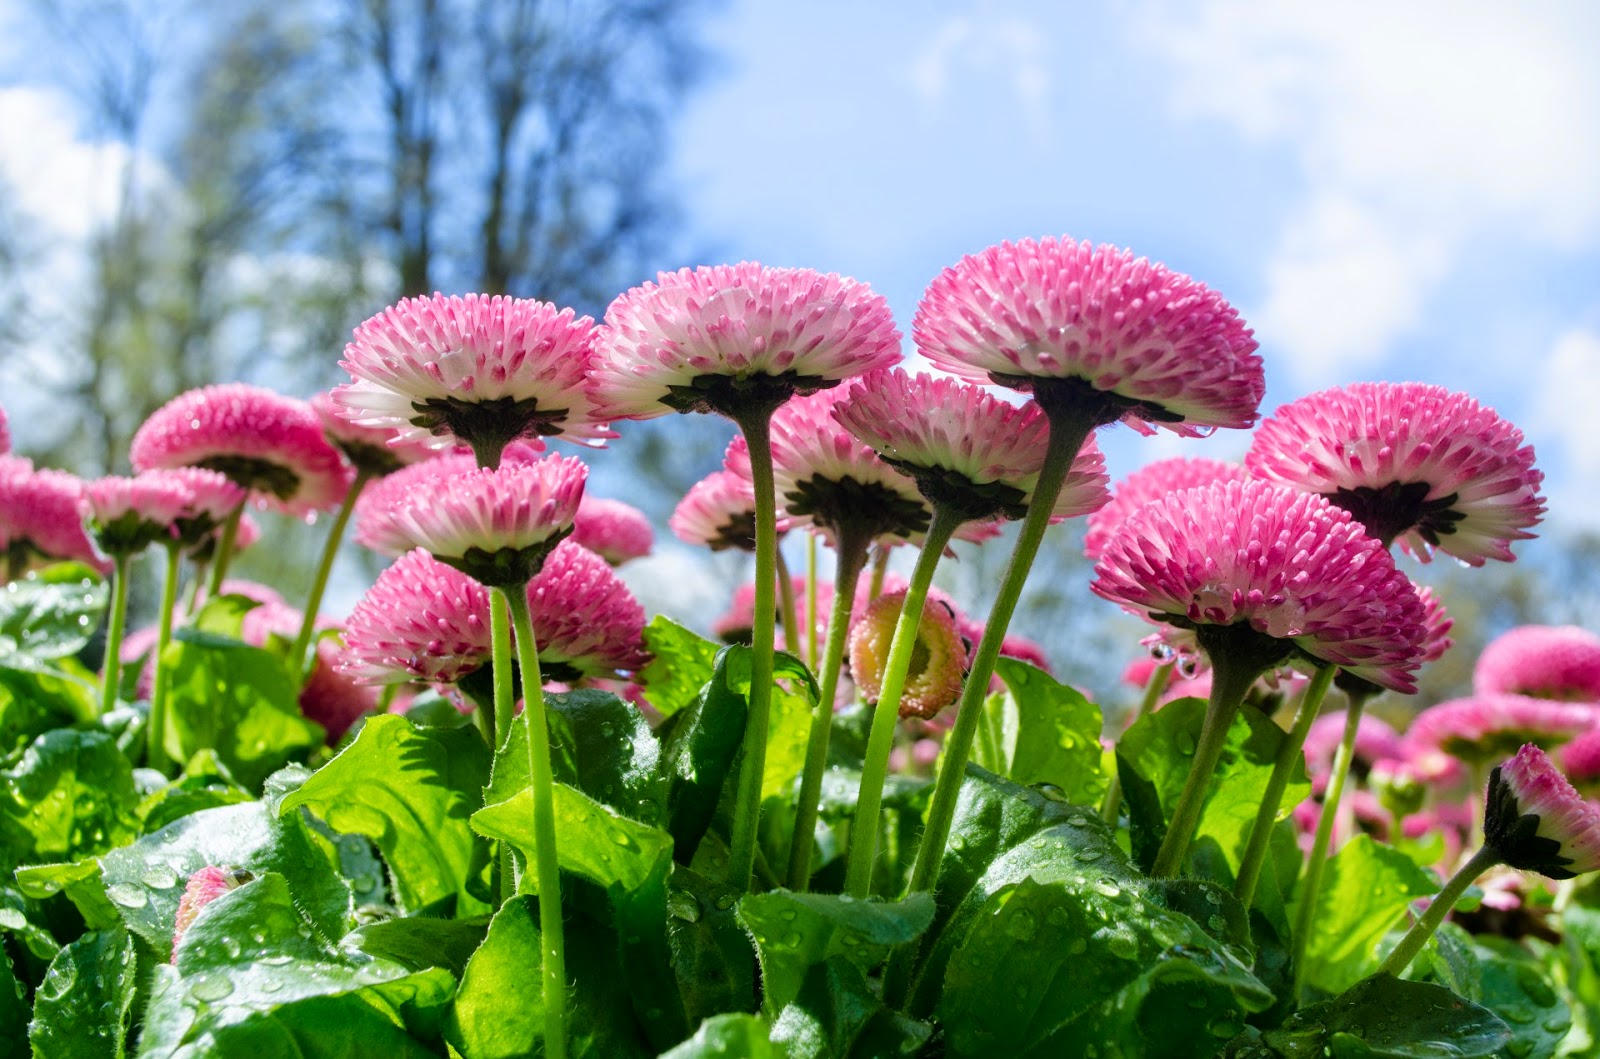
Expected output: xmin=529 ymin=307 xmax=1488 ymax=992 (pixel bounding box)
xmin=81 ymin=474 xmax=194 ymax=557
xmin=0 ymin=403 xmax=9 ymax=455
xmin=1404 ymin=693 xmax=1596 ymax=765
xmin=310 ymin=391 xmax=438 ymax=477
xmin=589 ymin=262 xmax=902 ymax=422
xmin=137 ymin=468 xmax=249 ymax=550
xmin=1083 ymin=456 xmax=1247 ymax=561
xmin=523 ymin=541 xmax=650 ymax=682
xmin=335 ymin=294 xmax=611 ymax=465
xmin=1090 ymin=479 xmax=1428 ymax=692
xmin=354 ymin=451 xmax=482 ymax=557
xmin=383 ymin=454 xmax=586 ymax=586
xmin=1561 ymin=730 xmax=1600 ymax=796
xmin=0 ymin=465 xmax=105 ymax=572
xmin=1485 ymin=743 xmax=1600 ymax=878
xmin=130 ymin=384 xmax=353 ymax=517
xmin=341 ymin=548 xmax=494 ymax=686
xmin=240 ymin=599 xmax=379 ymax=741
xmin=571 ymin=495 xmax=654 ymax=567
xmin=670 ymin=469 xmax=766 ymax=552
xmin=1474 ymin=624 xmax=1600 ymax=702
xmin=834 ymin=367 xmax=1110 ymax=522
xmin=913 ymin=236 xmax=1263 ymax=435
xmin=849 ymin=590 xmax=968 ymax=720
xmin=172 ymin=866 xmax=251 ymax=961
xmin=1244 ymin=383 xmax=1544 ymax=565
xmin=769 ymin=388 xmax=931 ymax=546
xmin=1303 ymin=711 xmax=1405 ymax=793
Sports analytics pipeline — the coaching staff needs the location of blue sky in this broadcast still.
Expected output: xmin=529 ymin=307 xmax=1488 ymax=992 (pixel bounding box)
xmin=666 ymin=0 xmax=1600 ymax=532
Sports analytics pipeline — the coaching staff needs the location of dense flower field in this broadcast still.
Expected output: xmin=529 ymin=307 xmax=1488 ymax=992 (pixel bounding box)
xmin=1 ymin=236 xmax=1597 ymax=1057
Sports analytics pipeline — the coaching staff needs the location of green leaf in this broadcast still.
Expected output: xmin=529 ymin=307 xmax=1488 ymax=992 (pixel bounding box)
xmin=486 ymin=688 xmax=667 ymax=825
xmin=342 ymin=916 xmax=490 ymax=977
xmin=1297 ymin=835 xmax=1438 ymax=995
xmin=660 ymin=1014 xmax=779 ymax=1059
xmin=1471 ymin=942 xmax=1570 ymax=1059
xmin=968 ymin=657 xmax=1107 ymax=807
xmin=445 ymin=894 xmax=652 ymax=1059
xmin=0 ymin=883 xmax=61 ymax=960
xmin=660 ymin=645 xmax=751 ymax=861
xmin=14 ymin=857 xmax=120 ymax=928
xmin=141 ymin=872 xmax=454 ymax=1057
xmin=27 ymin=926 xmax=137 ymax=1058
xmin=279 ymin=713 xmax=491 ymax=917
xmin=1117 ymin=697 xmax=1308 ymax=876
xmin=188 ymin=592 xmax=264 ymax=639
xmin=770 ymin=956 xmax=931 ymax=1059
xmin=641 ymin=617 xmax=721 ymax=719
xmin=916 ymin=768 xmax=1271 ymax=1057
xmin=729 ymin=649 xmax=818 ymax=805
xmin=737 ymin=889 xmax=934 ymax=1014
xmin=136 ymin=767 xmax=255 ymax=834
xmin=0 ymin=944 xmax=27 ymax=1055
xmin=160 ymin=631 xmax=324 ymax=789
xmin=98 ymin=800 xmax=352 ymax=960
xmin=1258 ymin=973 xmax=1510 ymax=1057
xmin=661 ymin=864 xmax=756 ymax=1028
xmin=0 ymin=562 xmax=108 ymax=663
xmin=0 ymin=729 xmax=140 ymax=874
xmin=473 ymin=781 xmax=674 ymax=896
xmin=0 ymin=665 xmax=94 ymax=751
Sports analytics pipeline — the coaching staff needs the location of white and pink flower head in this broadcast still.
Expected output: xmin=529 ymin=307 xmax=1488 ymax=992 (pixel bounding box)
xmin=384 ymin=453 xmax=587 ymax=587
xmin=80 ymin=474 xmax=193 ymax=558
xmin=1083 ymin=456 xmax=1247 ymax=562
xmin=1090 ymin=479 xmax=1428 ymax=692
xmin=849 ymin=590 xmax=968 ymax=720
xmin=1474 ymin=624 xmax=1600 ymax=702
xmin=589 ymin=262 xmax=902 ymax=422
xmin=768 ymin=388 xmax=930 ymax=547
xmin=522 ymin=541 xmax=650 ymax=682
xmin=670 ymin=469 xmax=768 ymax=552
xmin=310 ymin=391 xmax=438 ymax=477
xmin=341 ymin=548 xmax=493 ymax=687
xmin=1561 ymin=730 xmax=1600 ymax=797
xmin=335 ymin=293 xmax=611 ymax=466
xmin=0 ymin=465 xmax=106 ymax=573
xmin=914 ymin=236 xmax=1263 ymax=435
xmin=130 ymin=384 xmax=353 ymax=518
xmin=834 ymin=367 xmax=1110 ymax=524
xmin=1303 ymin=711 xmax=1406 ymax=794
xmin=137 ymin=468 xmax=249 ymax=551
xmin=1405 ymin=693 xmax=1597 ymax=766
xmin=1485 ymin=744 xmax=1600 ymax=879
xmin=571 ymin=495 xmax=654 ymax=567
xmin=171 ymin=866 xmax=252 ymax=960
xmin=1244 ymin=382 xmax=1544 ymax=566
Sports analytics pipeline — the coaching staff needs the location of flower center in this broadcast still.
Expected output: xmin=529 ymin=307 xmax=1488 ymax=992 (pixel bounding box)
xmin=197 ymin=456 xmax=302 ymax=501
xmin=1327 ymin=480 xmax=1464 ymax=548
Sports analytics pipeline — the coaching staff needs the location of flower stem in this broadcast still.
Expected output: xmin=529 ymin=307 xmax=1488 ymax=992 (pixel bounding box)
xmin=1377 ymin=845 xmax=1501 ymax=978
xmin=903 ymin=411 xmax=1094 ymax=899
xmin=291 ymin=468 xmax=371 ymax=685
xmin=1150 ymin=648 xmax=1263 ymax=878
xmin=805 ymin=533 xmax=819 ymax=668
xmin=98 ymin=554 xmax=132 ymax=720
xmin=1291 ymin=687 xmax=1372 ymax=980
xmin=774 ymin=543 xmax=801 ymax=657
xmin=1100 ymin=661 xmax=1172 ymax=823
xmin=146 ymin=544 xmax=182 ymax=773
xmin=491 ymin=592 xmax=515 ymax=754
xmin=205 ymin=503 xmax=246 ymax=599
xmin=786 ymin=522 xmax=873 ymax=890
xmin=727 ymin=408 xmax=780 ymax=891
xmin=843 ymin=507 xmax=961 ymax=897
xmin=868 ymin=544 xmax=889 ymax=600
xmin=1234 ymin=665 xmax=1336 ymax=905
xmin=502 ymin=585 xmax=568 ymax=1059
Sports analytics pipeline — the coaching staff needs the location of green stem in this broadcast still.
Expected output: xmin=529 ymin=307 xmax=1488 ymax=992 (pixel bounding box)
xmin=4 ymin=541 xmax=25 ymax=582
xmin=185 ymin=563 xmax=208 ymax=614
xmin=291 ymin=468 xmax=371 ymax=684
xmin=727 ymin=408 xmax=780 ymax=891
xmin=1291 ymin=688 xmax=1373 ymax=981
xmin=774 ymin=543 xmax=800 ymax=657
xmin=1234 ymin=665 xmax=1336 ymax=905
xmin=146 ymin=544 xmax=182 ymax=773
xmin=805 ymin=533 xmax=819 ymax=669
xmin=502 ymin=586 xmax=568 ymax=1059
xmin=1151 ymin=651 xmax=1263 ymax=878
xmin=867 ymin=544 xmax=889 ymax=600
xmin=785 ymin=522 xmax=872 ymax=890
xmin=491 ymin=592 xmax=515 ymax=753
xmin=1101 ymin=661 xmax=1173 ymax=823
xmin=903 ymin=412 xmax=1094 ymax=899
xmin=205 ymin=503 xmax=246 ymax=599
xmin=99 ymin=554 xmax=132 ymax=720
xmin=1377 ymin=845 xmax=1501 ymax=978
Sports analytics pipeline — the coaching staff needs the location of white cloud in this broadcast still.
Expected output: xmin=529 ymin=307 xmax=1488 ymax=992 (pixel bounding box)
xmin=908 ymin=13 xmax=1052 ymax=129
xmin=1139 ymin=0 xmax=1600 ymax=386
xmin=1531 ymin=328 xmax=1600 ymax=528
